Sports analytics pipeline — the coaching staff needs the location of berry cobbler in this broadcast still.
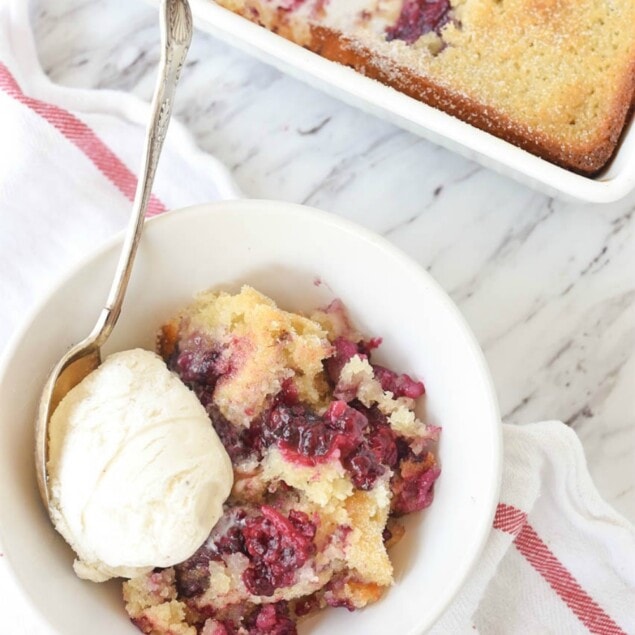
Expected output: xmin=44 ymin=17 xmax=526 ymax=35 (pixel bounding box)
xmin=124 ymin=286 xmax=441 ymax=635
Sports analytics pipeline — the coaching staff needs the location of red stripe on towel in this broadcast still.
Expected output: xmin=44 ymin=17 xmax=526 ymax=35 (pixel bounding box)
xmin=494 ymin=503 xmax=626 ymax=635
xmin=493 ymin=502 xmax=527 ymax=535
xmin=0 ymin=62 xmax=166 ymax=216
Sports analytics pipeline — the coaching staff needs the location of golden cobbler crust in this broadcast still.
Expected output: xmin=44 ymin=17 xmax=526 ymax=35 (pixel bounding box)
xmin=126 ymin=287 xmax=440 ymax=635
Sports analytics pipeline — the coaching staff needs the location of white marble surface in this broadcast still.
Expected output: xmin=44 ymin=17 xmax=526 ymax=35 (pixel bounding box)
xmin=2 ymin=0 xmax=635 ymax=631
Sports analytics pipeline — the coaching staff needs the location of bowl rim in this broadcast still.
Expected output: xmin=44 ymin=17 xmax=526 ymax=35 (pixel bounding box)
xmin=0 ymin=198 xmax=503 ymax=634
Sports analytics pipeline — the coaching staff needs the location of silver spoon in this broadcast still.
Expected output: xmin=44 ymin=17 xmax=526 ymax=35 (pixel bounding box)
xmin=35 ymin=0 xmax=193 ymax=509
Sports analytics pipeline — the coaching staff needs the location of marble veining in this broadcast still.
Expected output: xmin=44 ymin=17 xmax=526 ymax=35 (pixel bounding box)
xmin=25 ymin=0 xmax=635 ymax=522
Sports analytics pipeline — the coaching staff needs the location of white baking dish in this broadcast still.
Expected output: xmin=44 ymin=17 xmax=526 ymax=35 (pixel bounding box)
xmin=160 ymin=0 xmax=635 ymax=203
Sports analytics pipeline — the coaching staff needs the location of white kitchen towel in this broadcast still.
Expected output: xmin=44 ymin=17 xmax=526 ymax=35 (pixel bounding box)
xmin=0 ymin=0 xmax=240 ymax=348
xmin=1 ymin=2 xmax=634 ymax=635
xmin=430 ymin=422 xmax=635 ymax=635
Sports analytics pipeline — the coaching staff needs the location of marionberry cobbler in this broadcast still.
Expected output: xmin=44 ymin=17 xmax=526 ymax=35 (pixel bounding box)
xmin=209 ymin=0 xmax=635 ymax=174
xmin=124 ymin=286 xmax=440 ymax=635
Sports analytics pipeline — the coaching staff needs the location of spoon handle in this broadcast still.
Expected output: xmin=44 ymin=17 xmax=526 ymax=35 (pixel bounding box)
xmin=94 ymin=0 xmax=193 ymax=346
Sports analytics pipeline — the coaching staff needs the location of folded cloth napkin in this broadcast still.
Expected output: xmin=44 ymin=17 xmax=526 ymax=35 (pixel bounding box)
xmin=1 ymin=2 xmax=633 ymax=635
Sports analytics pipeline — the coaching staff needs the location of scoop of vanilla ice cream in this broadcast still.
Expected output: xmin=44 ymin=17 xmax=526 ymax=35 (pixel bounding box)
xmin=47 ymin=348 xmax=233 ymax=582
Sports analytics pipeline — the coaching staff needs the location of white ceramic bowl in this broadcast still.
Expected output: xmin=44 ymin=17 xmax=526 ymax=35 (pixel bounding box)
xmin=0 ymin=200 xmax=501 ymax=635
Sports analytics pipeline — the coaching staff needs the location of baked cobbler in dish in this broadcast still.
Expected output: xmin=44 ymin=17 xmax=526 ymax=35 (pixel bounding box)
xmin=209 ymin=0 xmax=635 ymax=174
xmin=124 ymin=286 xmax=440 ymax=635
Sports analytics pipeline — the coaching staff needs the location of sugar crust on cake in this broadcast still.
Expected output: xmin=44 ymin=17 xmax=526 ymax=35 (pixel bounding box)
xmin=212 ymin=0 xmax=635 ymax=174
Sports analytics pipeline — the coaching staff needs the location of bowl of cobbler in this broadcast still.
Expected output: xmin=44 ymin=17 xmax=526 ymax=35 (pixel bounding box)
xmin=0 ymin=199 xmax=501 ymax=635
